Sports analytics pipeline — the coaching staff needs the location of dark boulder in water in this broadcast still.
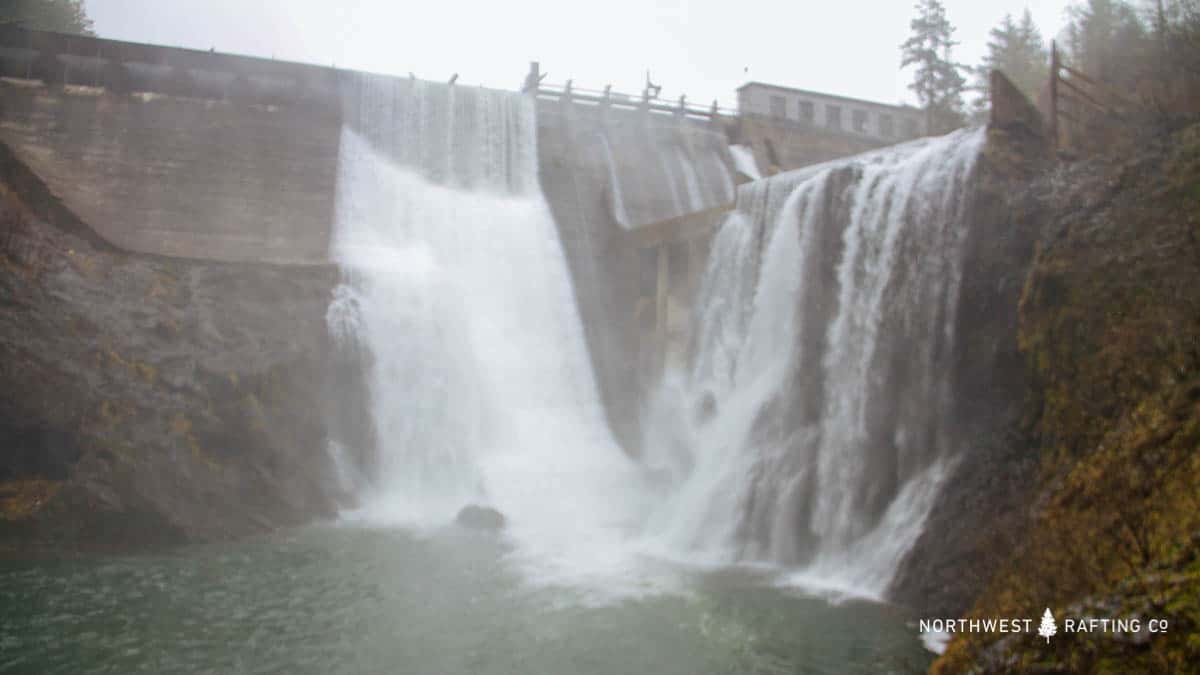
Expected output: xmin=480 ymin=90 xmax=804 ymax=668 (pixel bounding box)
xmin=455 ymin=505 xmax=506 ymax=531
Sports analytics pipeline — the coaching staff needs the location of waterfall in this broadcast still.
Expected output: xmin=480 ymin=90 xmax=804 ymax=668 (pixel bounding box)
xmin=643 ymin=128 xmax=986 ymax=597
xmin=324 ymin=71 xmax=985 ymax=601
xmin=327 ymin=76 xmax=651 ymax=590
xmin=729 ymin=144 xmax=762 ymax=181
xmin=597 ymin=122 xmax=735 ymax=229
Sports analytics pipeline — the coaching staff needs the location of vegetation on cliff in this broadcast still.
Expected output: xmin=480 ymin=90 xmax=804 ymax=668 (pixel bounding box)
xmin=932 ymin=120 xmax=1200 ymax=673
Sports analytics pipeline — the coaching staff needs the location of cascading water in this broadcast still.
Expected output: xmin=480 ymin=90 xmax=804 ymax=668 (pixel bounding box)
xmin=598 ymin=124 xmax=735 ymax=229
xmin=326 ymin=75 xmax=653 ymax=592
xmin=326 ymin=70 xmax=985 ymax=603
xmin=643 ymin=128 xmax=986 ymax=598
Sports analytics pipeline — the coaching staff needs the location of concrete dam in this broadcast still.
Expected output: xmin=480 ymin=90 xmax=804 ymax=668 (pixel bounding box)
xmin=0 ymin=26 xmax=758 ymax=450
xmin=0 ymin=26 xmax=739 ymax=264
xmin=0 ymin=26 xmax=1047 ymax=666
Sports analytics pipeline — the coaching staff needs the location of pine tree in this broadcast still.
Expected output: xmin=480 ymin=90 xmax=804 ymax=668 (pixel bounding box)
xmin=1066 ymin=0 xmax=1147 ymax=85
xmin=1144 ymin=0 xmax=1200 ymax=89
xmin=1038 ymin=607 xmax=1058 ymax=642
xmin=0 ymin=0 xmax=94 ymax=35
xmin=900 ymin=0 xmax=967 ymax=134
xmin=969 ymin=10 xmax=1049 ymax=119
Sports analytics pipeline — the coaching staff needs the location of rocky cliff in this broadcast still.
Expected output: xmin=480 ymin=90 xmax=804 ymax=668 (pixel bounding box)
xmin=888 ymin=85 xmax=1049 ymax=620
xmin=0 ymin=149 xmax=348 ymax=553
xmin=930 ymin=120 xmax=1200 ymax=673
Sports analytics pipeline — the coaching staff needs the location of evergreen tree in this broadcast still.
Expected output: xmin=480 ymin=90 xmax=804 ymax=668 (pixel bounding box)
xmin=0 ymin=0 xmax=94 ymax=35
xmin=900 ymin=0 xmax=967 ymax=134
xmin=970 ymin=9 xmax=1049 ymax=118
xmin=1139 ymin=0 xmax=1200 ymax=87
xmin=1066 ymin=0 xmax=1147 ymax=85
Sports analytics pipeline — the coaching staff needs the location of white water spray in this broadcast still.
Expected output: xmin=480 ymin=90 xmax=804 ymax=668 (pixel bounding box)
xmin=327 ymin=72 xmax=986 ymax=602
xmin=643 ymin=128 xmax=986 ymax=598
xmin=328 ymin=76 xmax=652 ymax=593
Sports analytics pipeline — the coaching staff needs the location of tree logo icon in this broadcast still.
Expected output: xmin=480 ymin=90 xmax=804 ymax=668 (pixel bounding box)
xmin=1038 ymin=608 xmax=1058 ymax=643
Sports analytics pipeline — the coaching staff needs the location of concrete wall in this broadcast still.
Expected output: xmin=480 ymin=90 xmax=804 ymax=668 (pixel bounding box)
xmin=0 ymin=80 xmax=340 ymax=264
xmin=0 ymin=27 xmax=736 ymax=269
xmin=729 ymin=114 xmax=891 ymax=175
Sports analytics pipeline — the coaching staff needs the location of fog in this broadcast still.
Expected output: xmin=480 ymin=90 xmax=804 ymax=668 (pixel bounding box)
xmin=84 ymin=0 xmax=1073 ymax=108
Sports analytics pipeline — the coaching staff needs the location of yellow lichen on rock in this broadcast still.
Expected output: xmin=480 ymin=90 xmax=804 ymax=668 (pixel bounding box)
xmin=0 ymin=479 xmax=62 ymax=520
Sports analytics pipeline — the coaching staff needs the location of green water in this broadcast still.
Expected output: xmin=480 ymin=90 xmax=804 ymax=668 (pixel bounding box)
xmin=0 ymin=525 xmax=933 ymax=674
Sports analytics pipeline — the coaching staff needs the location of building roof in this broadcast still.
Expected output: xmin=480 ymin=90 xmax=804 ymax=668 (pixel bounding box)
xmin=736 ymin=81 xmax=919 ymax=114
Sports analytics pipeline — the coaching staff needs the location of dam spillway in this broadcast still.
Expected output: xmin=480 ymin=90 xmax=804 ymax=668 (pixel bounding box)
xmin=0 ymin=26 xmax=742 ymax=455
xmin=1 ymin=15 xmax=992 ymax=630
xmin=0 ymin=24 xmax=991 ymax=594
xmin=0 ymin=26 xmax=739 ymax=266
xmin=326 ymin=76 xmax=667 ymax=592
xmin=642 ymin=128 xmax=987 ymax=597
xmin=322 ymin=67 xmax=990 ymax=601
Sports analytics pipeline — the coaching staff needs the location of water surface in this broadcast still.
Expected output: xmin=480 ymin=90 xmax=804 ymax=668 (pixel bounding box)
xmin=1 ymin=525 xmax=933 ymax=674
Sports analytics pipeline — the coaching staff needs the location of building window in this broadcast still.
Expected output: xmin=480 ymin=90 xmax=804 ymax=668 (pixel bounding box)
xmin=879 ymin=114 xmax=894 ymax=137
xmin=798 ymin=100 xmax=814 ymax=123
xmin=826 ymin=105 xmax=842 ymax=130
xmin=769 ymin=95 xmax=786 ymax=118
xmin=852 ymin=109 xmax=868 ymax=133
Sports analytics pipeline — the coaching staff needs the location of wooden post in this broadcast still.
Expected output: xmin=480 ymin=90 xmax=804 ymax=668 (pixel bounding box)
xmin=561 ymin=79 xmax=573 ymax=115
xmin=1049 ymin=41 xmax=1059 ymax=151
xmin=523 ymin=61 xmax=540 ymax=94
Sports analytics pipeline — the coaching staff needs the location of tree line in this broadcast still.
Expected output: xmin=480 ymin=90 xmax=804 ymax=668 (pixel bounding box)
xmin=903 ymin=0 xmax=1200 ymax=136
xmin=0 ymin=0 xmax=92 ymax=35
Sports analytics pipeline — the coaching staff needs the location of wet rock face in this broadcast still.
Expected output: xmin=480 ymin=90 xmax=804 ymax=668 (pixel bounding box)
xmin=930 ymin=122 xmax=1200 ymax=674
xmin=883 ymin=119 xmax=1048 ymax=619
xmin=0 ymin=172 xmax=353 ymax=553
xmin=455 ymin=505 xmax=506 ymax=531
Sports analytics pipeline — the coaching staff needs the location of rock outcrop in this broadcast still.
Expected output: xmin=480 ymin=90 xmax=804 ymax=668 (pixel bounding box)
xmin=455 ymin=505 xmax=506 ymax=532
xmin=0 ymin=151 xmax=352 ymax=553
xmin=931 ymin=120 xmax=1200 ymax=673
xmin=888 ymin=94 xmax=1049 ymax=619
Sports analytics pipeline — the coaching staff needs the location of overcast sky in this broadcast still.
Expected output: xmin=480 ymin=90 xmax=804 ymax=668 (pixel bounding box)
xmin=84 ymin=0 xmax=1075 ymax=109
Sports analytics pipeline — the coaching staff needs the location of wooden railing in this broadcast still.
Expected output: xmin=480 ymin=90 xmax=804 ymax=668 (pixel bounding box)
xmin=522 ymin=62 xmax=738 ymax=121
